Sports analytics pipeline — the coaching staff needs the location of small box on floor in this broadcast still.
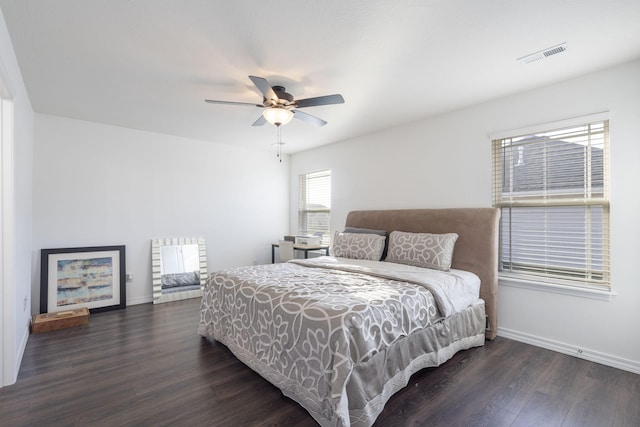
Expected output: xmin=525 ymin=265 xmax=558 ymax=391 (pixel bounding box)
xmin=32 ymin=308 xmax=90 ymax=334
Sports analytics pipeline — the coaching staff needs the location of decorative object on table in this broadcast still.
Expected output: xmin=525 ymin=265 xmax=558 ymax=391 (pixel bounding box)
xmin=294 ymin=235 xmax=322 ymax=245
xmin=32 ymin=307 xmax=90 ymax=334
xmin=40 ymin=245 xmax=126 ymax=314
xmin=151 ymin=237 xmax=207 ymax=304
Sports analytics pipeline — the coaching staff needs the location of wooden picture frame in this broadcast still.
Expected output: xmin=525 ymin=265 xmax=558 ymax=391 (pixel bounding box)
xmin=40 ymin=245 xmax=126 ymax=314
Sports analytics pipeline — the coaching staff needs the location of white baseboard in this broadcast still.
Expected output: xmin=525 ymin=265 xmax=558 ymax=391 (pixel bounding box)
xmin=3 ymin=322 xmax=30 ymax=387
xmin=497 ymin=327 xmax=640 ymax=375
xmin=126 ymin=295 xmax=153 ymax=306
xmin=14 ymin=324 xmax=29 ymax=381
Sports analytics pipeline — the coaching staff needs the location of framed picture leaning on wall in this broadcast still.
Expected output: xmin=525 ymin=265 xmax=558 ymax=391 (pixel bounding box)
xmin=40 ymin=245 xmax=126 ymax=314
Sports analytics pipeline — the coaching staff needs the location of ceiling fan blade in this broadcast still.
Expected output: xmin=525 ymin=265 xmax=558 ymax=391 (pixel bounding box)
xmin=252 ymin=114 xmax=267 ymax=126
xmin=293 ymin=110 xmax=327 ymax=127
xmin=205 ymin=99 xmax=261 ymax=107
xmin=294 ymin=94 xmax=345 ymax=108
xmin=248 ymin=75 xmax=278 ymax=102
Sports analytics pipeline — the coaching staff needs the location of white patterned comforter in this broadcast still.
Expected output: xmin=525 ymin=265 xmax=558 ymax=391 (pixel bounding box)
xmin=198 ymin=257 xmax=484 ymax=427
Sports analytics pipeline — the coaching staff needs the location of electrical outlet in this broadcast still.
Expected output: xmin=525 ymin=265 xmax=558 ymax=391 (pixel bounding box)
xmin=126 ymin=273 xmax=133 ymax=282
xmin=23 ymin=295 xmax=28 ymax=311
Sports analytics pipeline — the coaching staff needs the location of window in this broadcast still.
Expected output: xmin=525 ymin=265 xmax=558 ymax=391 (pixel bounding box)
xmin=298 ymin=170 xmax=331 ymax=244
xmin=492 ymin=115 xmax=610 ymax=291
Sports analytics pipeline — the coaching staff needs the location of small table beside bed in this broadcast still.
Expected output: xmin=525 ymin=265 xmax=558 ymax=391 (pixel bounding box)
xmin=271 ymin=242 xmax=330 ymax=263
xmin=198 ymin=208 xmax=500 ymax=427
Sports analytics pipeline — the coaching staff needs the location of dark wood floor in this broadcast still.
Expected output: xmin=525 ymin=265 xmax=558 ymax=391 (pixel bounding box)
xmin=1 ymin=299 xmax=638 ymax=427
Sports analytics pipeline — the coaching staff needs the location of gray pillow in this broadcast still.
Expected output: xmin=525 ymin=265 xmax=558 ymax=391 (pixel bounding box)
xmin=343 ymin=227 xmax=387 ymax=237
xmin=344 ymin=227 xmax=389 ymax=258
xmin=332 ymin=232 xmax=386 ymax=261
xmin=385 ymin=231 xmax=458 ymax=271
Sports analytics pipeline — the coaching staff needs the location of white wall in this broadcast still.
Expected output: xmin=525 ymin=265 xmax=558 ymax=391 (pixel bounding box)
xmin=0 ymin=7 xmax=34 ymax=387
xmin=32 ymin=114 xmax=289 ymax=308
xmin=291 ymin=60 xmax=640 ymax=373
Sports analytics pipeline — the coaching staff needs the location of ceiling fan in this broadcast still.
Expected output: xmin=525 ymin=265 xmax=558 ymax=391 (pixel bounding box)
xmin=205 ymin=75 xmax=345 ymax=127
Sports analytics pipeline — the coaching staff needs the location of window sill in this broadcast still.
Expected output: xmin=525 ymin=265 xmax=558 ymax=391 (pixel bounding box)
xmin=498 ymin=275 xmax=616 ymax=301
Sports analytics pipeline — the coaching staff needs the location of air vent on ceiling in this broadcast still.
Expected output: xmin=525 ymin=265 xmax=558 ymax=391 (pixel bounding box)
xmin=518 ymin=43 xmax=567 ymax=64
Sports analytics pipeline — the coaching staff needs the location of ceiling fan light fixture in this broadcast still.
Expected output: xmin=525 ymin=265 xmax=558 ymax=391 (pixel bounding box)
xmin=263 ymin=107 xmax=294 ymax=126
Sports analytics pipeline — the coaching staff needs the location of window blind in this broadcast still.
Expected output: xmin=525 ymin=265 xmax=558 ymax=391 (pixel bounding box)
xmin=298 ymin=170 xmax=331 ymax=243
xmin=492 ymin=119 xmax=610 ymax=290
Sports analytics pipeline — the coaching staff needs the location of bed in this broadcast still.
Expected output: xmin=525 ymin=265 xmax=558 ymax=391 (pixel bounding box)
xmin=198 ymin=208 xmax=500 ymax=426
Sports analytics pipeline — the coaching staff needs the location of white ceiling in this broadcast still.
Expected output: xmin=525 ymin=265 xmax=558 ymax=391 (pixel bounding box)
xmin=1 ymin=0 xmax=639 ymax=154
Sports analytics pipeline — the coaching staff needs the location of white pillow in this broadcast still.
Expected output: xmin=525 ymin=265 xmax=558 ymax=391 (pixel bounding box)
xmin=385 ymin=231 xmax=458 ymax=271
xmin=332 ymin=232 xmax=386 ymax=261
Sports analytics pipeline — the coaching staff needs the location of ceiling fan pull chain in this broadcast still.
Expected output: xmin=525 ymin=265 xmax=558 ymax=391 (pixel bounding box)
xmin=277 ymin=125 xmax=282 ymax=162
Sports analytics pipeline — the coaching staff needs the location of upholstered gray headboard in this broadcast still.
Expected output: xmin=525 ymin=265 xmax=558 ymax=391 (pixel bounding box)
xmin=345 ymin=208 xmax=500 ymax=340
